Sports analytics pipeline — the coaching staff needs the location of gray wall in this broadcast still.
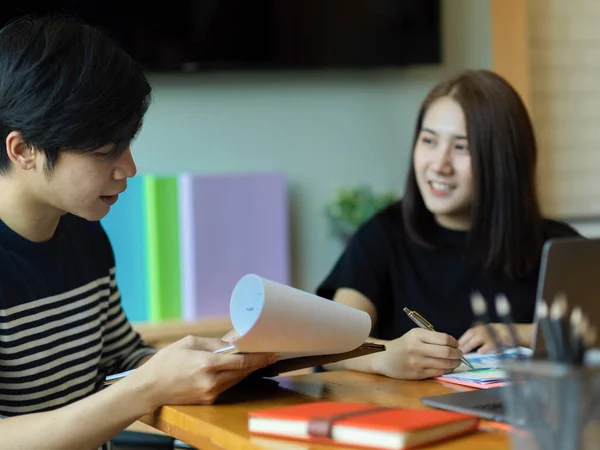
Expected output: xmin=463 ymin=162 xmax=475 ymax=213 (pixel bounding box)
xmin=132 ymin=0 xmax=492 ymax=293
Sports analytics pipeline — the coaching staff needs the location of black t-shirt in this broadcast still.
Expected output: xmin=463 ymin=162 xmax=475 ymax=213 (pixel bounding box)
xmin=316 ymin=201 xmax=581 ymax=341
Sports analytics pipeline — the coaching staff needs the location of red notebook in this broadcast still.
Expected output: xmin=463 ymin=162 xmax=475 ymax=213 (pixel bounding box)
xmin=248 ymin=401 xmax=479 ymax=449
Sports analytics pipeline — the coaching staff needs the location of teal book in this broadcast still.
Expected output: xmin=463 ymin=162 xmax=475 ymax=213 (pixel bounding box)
xmin=143 ymin=175 xmax=182 ymax=322
xmin=100 ymin=176 xmax=149 ymax=322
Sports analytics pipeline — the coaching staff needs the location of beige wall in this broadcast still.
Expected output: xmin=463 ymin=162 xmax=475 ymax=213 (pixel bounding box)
xmin=133 ymin=0 xmax=492 ymax=292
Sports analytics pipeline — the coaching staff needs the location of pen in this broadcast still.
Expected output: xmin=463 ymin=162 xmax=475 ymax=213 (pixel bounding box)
xmin=549 ymin=294 xmax=569 ymax=362
xmin=470 ymin=292 xmax=504 ymax=353
xmin=213 ymin=344 xmax=239 ymax=354
xmin=494 ymin=294 xmax=523 ymax=359
xmin=569 ymin=306 xmax=585 ymax=365
xmin=536 ymin=300 xmax=559 ymax=361
xmin=403 ymin=307 xmax=475 ymax=370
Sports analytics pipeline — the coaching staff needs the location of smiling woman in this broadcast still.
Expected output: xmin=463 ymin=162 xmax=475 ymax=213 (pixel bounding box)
xmin=315 ymin=69 xmax=581 ymax=381
xmin=413 ymin=97 xmax=472 ymax=231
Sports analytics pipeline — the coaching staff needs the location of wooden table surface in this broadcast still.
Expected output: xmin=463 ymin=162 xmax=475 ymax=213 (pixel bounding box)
xmin=139 ymin=371 xmax=511 ymax=450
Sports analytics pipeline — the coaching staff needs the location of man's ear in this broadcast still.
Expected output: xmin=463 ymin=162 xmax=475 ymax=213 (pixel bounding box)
xmin=5 ymin=131 xmax=37 ymax=170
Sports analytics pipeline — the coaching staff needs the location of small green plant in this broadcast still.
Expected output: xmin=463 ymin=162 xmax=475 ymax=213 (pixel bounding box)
xmin=325 ymin=185 xmax=396 ymax=242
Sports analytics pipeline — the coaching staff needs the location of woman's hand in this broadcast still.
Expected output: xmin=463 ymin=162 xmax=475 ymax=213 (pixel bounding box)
xmin=129 ymin=335 xmax=276 ymax=411
xmin=370 ymin=328 xmax=463 ymax=380
xmin=458 ymin=323 xmax=534 ymax=354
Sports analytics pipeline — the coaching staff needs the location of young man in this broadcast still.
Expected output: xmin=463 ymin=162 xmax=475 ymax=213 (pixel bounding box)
xmin=0 ymin=16 xmax=274 ymax=450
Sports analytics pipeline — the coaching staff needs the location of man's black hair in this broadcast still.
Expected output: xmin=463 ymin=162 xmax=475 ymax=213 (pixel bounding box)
xmin=0 ymin=15 xmax=152 ymax=173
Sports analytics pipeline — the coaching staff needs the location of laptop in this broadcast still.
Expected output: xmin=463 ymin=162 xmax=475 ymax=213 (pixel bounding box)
xmin=421 ymin=236 xmax=600 ymax=422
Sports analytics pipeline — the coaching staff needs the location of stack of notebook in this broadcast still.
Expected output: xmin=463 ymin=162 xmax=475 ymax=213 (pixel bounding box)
xmin=435 ymin=347 xmax=532 ymax=389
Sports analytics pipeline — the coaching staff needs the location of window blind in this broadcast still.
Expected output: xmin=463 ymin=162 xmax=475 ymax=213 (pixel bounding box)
xmin=529 ymin=0 xmax=600 ymax=218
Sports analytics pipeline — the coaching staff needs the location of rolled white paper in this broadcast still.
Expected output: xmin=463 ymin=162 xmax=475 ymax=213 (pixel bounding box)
xmin=228 ymin=274 xmax=372 ymax=357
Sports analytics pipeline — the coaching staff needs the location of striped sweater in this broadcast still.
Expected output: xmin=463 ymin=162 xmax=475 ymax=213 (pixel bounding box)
xmin=0 ymin=214 xmax=157 ymax=450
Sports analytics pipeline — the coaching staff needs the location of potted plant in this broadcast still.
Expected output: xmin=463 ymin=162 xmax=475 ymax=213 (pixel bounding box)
xmin=325 ymin=185 xmax=396 ymax=242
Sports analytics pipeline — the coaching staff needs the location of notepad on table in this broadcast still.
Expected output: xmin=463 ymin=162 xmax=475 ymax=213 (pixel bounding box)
xmin=435 ymin=347 xmax=532 ymax=389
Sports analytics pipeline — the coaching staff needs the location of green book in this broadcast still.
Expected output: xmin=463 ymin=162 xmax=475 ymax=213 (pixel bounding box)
xmin=143 ymin=175 xmax=182 ymax=322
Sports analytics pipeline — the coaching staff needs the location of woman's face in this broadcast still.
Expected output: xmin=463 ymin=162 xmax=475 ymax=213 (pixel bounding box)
xmin=413 ymin=96 xmax=473 ymax=230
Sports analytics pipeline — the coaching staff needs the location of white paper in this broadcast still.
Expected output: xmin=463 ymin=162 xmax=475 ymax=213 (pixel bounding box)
xmin=226 ymin=274 xmax=372 ymax=358
xmin=104 ymin=274 xmax=372 ymax=384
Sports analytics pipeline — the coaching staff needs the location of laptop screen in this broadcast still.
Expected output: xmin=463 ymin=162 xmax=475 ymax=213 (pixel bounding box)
xmin=531 ymin=236 xmax=600 ymax=355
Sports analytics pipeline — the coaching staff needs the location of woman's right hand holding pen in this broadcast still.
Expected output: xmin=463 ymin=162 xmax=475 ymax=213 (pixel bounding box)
xmin=371 ymin=328 xmax=463 ymax=380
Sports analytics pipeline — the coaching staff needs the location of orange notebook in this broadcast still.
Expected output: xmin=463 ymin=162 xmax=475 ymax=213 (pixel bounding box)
xmin=248 ymin=401 xmax=479 ymax=449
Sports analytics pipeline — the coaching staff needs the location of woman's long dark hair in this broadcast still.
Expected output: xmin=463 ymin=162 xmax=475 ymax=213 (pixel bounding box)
xmin=403 ymin=69 xmax=543 ymax=280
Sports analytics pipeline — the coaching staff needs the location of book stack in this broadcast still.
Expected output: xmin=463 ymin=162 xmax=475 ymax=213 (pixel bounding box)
xmin=435 ymin=347 xmax=532 ymax=389
xmin=248 ymin=401 xmax=480 ymax=449
xmin=100 ymin=171 xmax=290 ymax=323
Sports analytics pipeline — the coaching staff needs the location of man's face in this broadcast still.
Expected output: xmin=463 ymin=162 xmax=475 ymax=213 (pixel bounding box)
xmin=31 ymin=145 xmax=137 ymax=221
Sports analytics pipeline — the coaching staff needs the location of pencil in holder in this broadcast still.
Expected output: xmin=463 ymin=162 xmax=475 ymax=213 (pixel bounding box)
xmin=500 ymin=360 xmax=600 ymax=450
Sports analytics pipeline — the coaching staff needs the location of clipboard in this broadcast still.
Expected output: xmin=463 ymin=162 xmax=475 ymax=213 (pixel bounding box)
xmin=104 ymin=342 xmax=386 ymax=386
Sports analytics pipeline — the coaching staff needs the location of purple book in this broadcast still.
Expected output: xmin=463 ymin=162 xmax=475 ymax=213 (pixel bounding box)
xmin=178 ymin=172 xmax=290 ymax=320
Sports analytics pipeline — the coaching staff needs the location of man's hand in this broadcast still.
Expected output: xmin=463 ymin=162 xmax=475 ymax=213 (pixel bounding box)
xmin=130 ymin=335 xmax=275 ymax=410
xmin=458 ymin=323 xmax=534 ymax=354
xmin=221 ymin=328 xmax=240 ymax=343
xmin=370 ymin=328 xmax=463 ymax=380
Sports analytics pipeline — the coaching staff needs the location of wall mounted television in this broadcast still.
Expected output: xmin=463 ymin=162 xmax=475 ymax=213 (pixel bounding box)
xmin=1 ymin=1 xmax=442 ymax=72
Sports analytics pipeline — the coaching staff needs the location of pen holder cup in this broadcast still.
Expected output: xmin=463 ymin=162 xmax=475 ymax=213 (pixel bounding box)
xmin=500 ymin=360 xmax=600 ymax=450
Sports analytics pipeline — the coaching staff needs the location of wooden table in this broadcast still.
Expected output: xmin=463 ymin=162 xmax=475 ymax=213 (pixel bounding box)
xmin=139 ymin=371 xmax=511 ymax=450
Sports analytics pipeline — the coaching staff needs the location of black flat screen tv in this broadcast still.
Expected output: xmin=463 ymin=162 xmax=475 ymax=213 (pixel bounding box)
xmin=1 ymin=1 xmax=442 ymax=72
